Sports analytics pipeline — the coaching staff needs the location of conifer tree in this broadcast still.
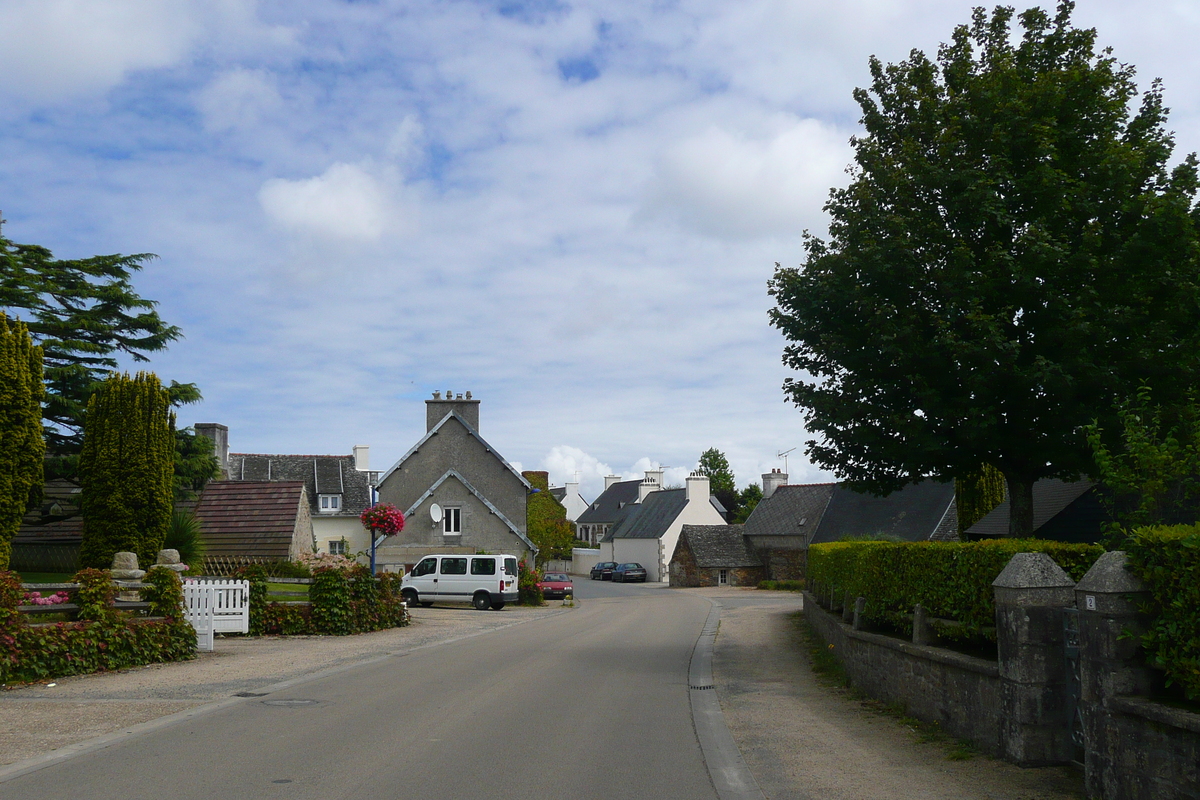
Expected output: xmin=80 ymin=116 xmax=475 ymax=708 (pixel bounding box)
xmin=78 ymin=372 xmax=175 ymax=568
xmin=0 ymin=314 xmax=44 ymax=570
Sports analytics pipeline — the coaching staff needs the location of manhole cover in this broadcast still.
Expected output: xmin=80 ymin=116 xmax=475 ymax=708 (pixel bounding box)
xmin=262 ymin=699 xmax=319 ymax=707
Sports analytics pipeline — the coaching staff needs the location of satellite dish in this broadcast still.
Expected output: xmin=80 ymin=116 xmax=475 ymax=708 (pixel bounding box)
xmin=430 ymin=503 xmax=443 ymax=524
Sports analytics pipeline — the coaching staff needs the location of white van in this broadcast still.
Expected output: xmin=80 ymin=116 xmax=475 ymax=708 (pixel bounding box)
xmin=401 ymin=554 xmax=520 ymax=610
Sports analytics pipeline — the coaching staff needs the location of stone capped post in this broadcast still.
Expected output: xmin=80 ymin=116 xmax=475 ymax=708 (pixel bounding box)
xmin=992 ymin=552 xmax=1076 ymax=766
xmin=1074 ymin=551 xmax=1156 ymax=800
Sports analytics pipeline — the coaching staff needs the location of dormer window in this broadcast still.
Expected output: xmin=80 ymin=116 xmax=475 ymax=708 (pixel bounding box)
xmin=319 ymin=494 xmax=342 ymax=514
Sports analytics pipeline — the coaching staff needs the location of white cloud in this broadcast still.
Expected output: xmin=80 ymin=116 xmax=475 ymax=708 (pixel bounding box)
xmin=644 ymin=116 xmax=852 ymax=239
xmin=0 ymin=0 xmax=201 ymax=99
xmin=542 ymin=446 xmax=614 ymax=499
xmin=197 ymin=69 xmax=282 ymax=132
xmin=259 ymin=162 xmax=408 ymax=241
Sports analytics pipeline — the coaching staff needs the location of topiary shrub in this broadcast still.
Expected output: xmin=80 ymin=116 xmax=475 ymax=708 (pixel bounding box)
xmin=1127 ymin=524 xmax=1200 ymax=700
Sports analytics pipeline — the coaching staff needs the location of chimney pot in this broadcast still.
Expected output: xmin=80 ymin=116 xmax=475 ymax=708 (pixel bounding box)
xmin=466 ymin=391 xmax=472 ymax=399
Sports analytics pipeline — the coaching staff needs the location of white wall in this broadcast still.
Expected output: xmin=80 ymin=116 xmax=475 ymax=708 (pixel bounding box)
xmin=611 ymin=539 xmax=663 ymax=580
xmin=650 ymin=494 xmax=726 ymax=581
xmin=571 ymin=547 xmax=601 ymax=576
xmin=314 ymin=516 xmax=370 ymax=563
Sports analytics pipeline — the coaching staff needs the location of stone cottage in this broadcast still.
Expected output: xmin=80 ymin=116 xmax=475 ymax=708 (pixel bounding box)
xmin=668 ymin=524 xmax=764 ymax=587
xmin=372 ymin=391 xmax=536 ymax=570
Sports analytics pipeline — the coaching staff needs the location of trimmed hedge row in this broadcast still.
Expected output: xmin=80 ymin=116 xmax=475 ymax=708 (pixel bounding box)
xmin=0 ymin=567 xmax=196 ymax=685
xmin=808 ymin=540 xmax=1105 ymax=640
xmin=235 ymin=564 xmax=409 ymax=636
xmin=1126 ymin=525 xmax=1200 ymax=700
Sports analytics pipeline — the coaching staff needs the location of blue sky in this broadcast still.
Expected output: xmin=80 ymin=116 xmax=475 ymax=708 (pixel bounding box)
xmin=3 ymin=0 xmax=1199 ymax=500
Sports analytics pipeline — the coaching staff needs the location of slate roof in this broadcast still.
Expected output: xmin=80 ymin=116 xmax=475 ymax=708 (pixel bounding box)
xmin=742 ymin=483 xmax=835 ymax=539
xmin=194 ymin=481 xmax=308 ymax=558
xmin=608 ymin=489 xmax=688 ymax=540
xmin=15 ymin=515 xmax=83 ymax=543
xmin=550 ymin=487 xmax=566 ymax=502
xmin=966 ymin=479 xmax=1103 ymax=543
xmin=228 ymin=453 xmax=372 ymax=515
xmin=810 ymin=481 xmax=957 ymax=545
xmin=577 ymin=479 xmax=641 ymax=525
xmin=678 ymin=524 xmax=759 ymax=568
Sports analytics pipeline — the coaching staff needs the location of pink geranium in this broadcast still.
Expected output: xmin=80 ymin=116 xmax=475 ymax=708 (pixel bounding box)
xmin=360 ymin=503 xmax=405 ymax=535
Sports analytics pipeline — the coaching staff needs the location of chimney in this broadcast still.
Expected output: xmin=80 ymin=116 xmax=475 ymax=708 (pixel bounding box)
xmin=644 ymin=468 xmax=664 ymax=489
xmin=762 ymin=468 xmax=788 ymax=499
xmin=353 ymin=445 xmax=370 ymax=471
xmin=685 ymin=471 xmax=710 ymax=503
xmin=425 ymin=389 xmax=481 ymax=432
xmin=195 ymin=423 xmax=229 ymax=478
xmin=638 ymin=477 xmax=657 ymax=503
xmin=604 ymin=474 xmax=621 ymax=491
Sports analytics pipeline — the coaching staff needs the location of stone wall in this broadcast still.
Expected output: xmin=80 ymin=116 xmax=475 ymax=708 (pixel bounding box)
xmin=763 ymin=547 xmax=806 ymax=580
xmin=806 ymin=551 xmax=1200 ymax=799
xmin=803 ymin=592 xmax=1003 ymax=756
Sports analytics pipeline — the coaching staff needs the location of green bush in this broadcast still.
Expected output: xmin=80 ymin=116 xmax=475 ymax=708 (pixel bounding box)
xmin=141 ymin=566 xmax=185 ymax=618
xmin=164 ymin=510 xmax=206 ymax=570
xmin=808 ymin=540 xmax=1105 ymax=641
xmin=518 ymin=564 xmax=544 ymax=606
xmin=1126 ymin=525 xmax=1200 ymax=700
xmin=0 ymin=568 xmax=194 ymax=685
xmin=236 ymin=564 xmax=408 ymax=636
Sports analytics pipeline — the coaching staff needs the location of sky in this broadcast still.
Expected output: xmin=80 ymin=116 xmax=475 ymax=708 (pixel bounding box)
xmin=2 ymin=0 xmax=1199 ymax=501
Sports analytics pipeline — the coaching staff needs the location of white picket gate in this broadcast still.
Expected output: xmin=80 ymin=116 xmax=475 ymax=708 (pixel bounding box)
xmin=183 ymin=579 xmax=250 ymax=651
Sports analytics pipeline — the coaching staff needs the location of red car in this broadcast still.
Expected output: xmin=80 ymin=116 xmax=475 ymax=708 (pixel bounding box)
xmin=537 ymin=572 xmax=574 ymax=599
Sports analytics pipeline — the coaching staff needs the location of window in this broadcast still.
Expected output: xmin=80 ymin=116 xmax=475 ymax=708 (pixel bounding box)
xmin=471 ymin=557 xmax=496 ymax=576
xmin=413 ymin=557 xmax=438 ymax=577
xmin=329 ymin=539 xmax=347 ymax=555
xmin=503 ymin=557 xmax=518 ymax=576
xmin=719 ymin=569 xmax=728 ymax=585
xmin=443 ymin=506 xmax=461 ymax=534
xmin=319 ymin=494 xmax=342 ymax=514
xmin=440 ymin=557 xmax=468 ymax=575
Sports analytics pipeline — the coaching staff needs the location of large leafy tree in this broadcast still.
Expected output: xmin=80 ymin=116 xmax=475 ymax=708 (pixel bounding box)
xmin=697 ymin=448 xmax=739 ymax=519
xmin=78 ymin=372 xmax=176 ymax=569
xmin=0 ymin=229 xmax=198 ymax=456
xmin=769 ymin=3 xmax=1200 ymax=537
xmin=0 ymin=315 xmax=44 ymax=570
xmin=523 ymin=471 xmax=576 ymax=563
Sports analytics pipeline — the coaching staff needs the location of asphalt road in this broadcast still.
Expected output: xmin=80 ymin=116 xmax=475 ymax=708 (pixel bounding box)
xmin=4 ymin=578 xmax=717 ymax=800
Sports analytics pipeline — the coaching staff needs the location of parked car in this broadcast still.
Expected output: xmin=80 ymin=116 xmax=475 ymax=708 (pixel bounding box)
xmin=401 ymin=554 xmax=519 ymax=610
xmin=538 ymin=573 xmax=573 ymax=599
xmin=590 ymin=561 xmax=618 ymax=580
xmin=611 ymin=563 xmax=647 ymax=583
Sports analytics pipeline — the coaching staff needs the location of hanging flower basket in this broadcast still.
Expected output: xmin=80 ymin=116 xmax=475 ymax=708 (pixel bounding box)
xmin=361 ymin=503 xmax=406 ymax=536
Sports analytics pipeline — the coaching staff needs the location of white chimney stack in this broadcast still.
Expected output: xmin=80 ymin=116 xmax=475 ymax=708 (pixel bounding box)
xmin=604 ymin=474 xmax=621 ymax=491
xmin=685 ymin=471 xmax=710 ymax=503
xmin=353 ymin=445 xmax=370 ymax=471
xmin=638 ymin=477 xmax=658 ymax=503
xmin=762 ymin=468 xmax=788 ymax=499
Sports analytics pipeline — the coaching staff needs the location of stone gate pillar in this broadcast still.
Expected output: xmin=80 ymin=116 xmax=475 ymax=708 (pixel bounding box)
xmin=992 ymin=552 xmax=1076 ymax=766
xmin=1074 ymin=551 xmax=1156 ymax=800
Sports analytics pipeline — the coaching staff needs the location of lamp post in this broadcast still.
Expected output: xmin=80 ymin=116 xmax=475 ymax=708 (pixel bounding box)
xmin=360 ymin=503 xmax=405 ymax=575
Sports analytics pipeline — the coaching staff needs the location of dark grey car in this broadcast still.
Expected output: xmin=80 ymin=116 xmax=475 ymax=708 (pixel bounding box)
xmin=590 ymin=561 xmax=618 ymax=580
xmin=611 ymin=563 xmax=647 ymax=583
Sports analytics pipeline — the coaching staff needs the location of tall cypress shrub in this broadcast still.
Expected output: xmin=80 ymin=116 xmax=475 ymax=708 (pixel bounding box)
xmin=78 ymin=372 xmax=175 ymax=568
xmin=0 ymin=314 xmax=45 ymax=570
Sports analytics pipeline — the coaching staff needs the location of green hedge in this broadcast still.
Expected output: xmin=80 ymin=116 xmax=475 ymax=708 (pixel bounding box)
xmin=1126 ymin=525 xmax=1200 ymax=700
xmin=0 ymin=568 xmax=195 ymax=685
xmin=808 ymin=540 xmax=1105 ymax=640
xmin=235 ymin=565 xmax=408 ymax=636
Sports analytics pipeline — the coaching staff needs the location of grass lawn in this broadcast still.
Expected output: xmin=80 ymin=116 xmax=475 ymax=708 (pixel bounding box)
xmin=267 ymin=582 xmax=309 ymax=597
xmin=15 ymin=572 xmax=73 ymax=584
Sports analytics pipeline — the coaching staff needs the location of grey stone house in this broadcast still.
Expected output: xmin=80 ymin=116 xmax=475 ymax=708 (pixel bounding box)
xmin=373 ymin=391 xmax=536 ymax=570
xmin=694 ymin=471 xmax=961 ymax=581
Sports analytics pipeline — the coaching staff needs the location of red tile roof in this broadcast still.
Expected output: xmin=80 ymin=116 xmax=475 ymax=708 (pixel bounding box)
xmin=194 ymin=481 xmax=306 ymax=559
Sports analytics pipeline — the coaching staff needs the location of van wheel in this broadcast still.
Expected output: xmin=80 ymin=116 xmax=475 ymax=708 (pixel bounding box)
xmin=491 ymin=601 xmax=505 ymax=610
xmin=473 ymin=592 xmax=491 ymax=611
xmin=401 ymin=589 xmax=418 ymax=606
